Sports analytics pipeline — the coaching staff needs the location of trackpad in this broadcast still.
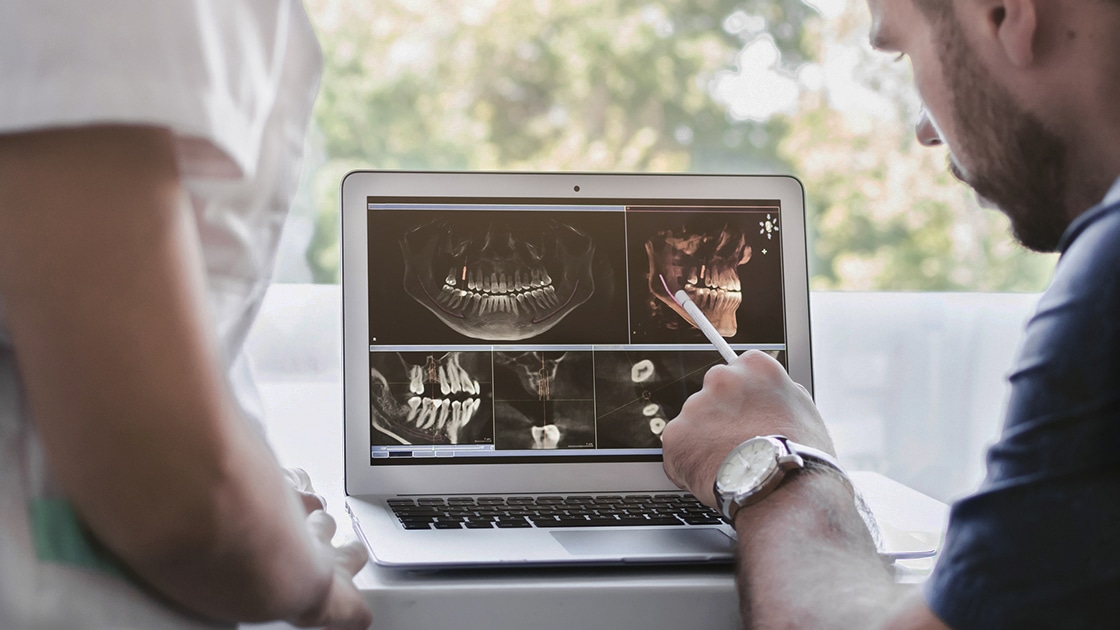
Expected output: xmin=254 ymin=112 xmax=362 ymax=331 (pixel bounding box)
xmin=551 ymin=529 xmax=734 ymax=558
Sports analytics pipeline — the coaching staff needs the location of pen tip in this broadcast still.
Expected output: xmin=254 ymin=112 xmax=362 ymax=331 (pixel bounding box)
xmin=674 ymin=290 xmax=689 ymax=304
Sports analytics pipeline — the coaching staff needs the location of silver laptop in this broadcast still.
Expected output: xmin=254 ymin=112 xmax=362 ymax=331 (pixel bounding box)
xmin=341 ymin=171 xmax=814 ymax=568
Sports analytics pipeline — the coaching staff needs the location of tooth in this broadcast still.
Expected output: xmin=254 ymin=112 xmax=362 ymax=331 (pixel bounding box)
xmin=444 ymin=269 xmax=457 ymax=287
xmin=642 ymin=403 xmax=660 ymax=417
xmin=631 ymin=359 xmax=655 ymax=383
xmin=437 ymin=286 xmax=456 ymax=305
xmin=461 ymin=367 xmax=477 ymax=394
xmin=438 ymin=365 xmax=451 ymax=395
xmin=409 ymin=365 xmax=424 ymax=395
xmin=436 ymin=399 xmax=450 ymax=431
xmin=533 ymin=289 xmax=546 ymax=308
xmin=462 ymin=398 xmax=478 ymax=427
xmin=447 ymin=411 xmax=462 ymax=445
xmin=449 ymin=400 xmax=462 ymax=433
xmin=688 ymin=270 xmax=698 ymax=285
xmin=498 ymin=273 xmax=508 ymax=293
xmin=463 ymin=293 xmax=478 ymax=315
xmin=541 ymin=270 xmax=553 ymax=286
xmin=530 ymin=269 xmax=541 ymax=288
xmin=543 ymin=286 xmax=558 ymax=307
xmin=649 ymin=417 xmax=666 ymax=435
xmin=514 ymin=270 xmax=523 ymax=291
xmin=446 ymin=362 xmax=462 ymax=393
xmin=467 ymin=271 xmax=477 ymax=291
xmin=509 ymin=295 xmax=519 ymax=316
xmin=489 ymin=272 xmax=498 ymax=292
xmin=474 ymin=269 xmax=484 ymax=291
xmin=419 ymin=398 xmax=437 ymax=429
xmin=407 ymin=397 xmax=421 ymax=422
xmin=455 ymin=365 xmax=469 ymax=393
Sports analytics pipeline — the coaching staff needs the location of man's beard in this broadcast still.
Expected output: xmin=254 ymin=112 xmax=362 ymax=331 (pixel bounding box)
xmin=938 ymin=18 xmax=1070 ymax=252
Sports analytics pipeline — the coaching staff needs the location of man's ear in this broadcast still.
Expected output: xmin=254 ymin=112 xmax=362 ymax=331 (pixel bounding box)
xmin=993 ymin=0 xmax=1038 ymax=67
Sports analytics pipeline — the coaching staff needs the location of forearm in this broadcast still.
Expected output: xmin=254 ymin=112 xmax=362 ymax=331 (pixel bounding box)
xmin=0 ymin=127 xmax=337 ymax=624
xmin=115 ymin=413 xmax=337 ymax=624
xmin=733 ymin=471 xmax=907 ymax=629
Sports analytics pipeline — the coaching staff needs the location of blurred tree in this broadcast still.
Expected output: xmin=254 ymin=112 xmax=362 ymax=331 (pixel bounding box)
xmin=298 ymin=0 xmax=1055 ymax=290
xmin=302 ymin=0 xmax=813 ymax=282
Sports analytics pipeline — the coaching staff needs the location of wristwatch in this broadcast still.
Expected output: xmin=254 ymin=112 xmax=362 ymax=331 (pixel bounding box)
xmin=713 ymin=435 xmax=848 ymax=521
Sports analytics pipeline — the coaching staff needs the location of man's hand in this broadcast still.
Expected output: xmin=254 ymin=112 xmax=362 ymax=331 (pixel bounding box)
xmin=661 ymin=350 xmax=835 ymax=506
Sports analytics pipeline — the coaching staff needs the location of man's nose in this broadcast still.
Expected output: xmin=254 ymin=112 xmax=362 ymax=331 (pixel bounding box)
xmin=915 ymin=107 xmax=943 ymax=147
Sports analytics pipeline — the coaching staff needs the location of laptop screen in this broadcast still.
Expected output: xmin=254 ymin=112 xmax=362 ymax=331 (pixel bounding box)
xmin=364 ymin=197 xmax=789 ymax=466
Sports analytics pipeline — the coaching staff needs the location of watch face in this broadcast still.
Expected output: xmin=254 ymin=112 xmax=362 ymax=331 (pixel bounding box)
xmin=717 ymin=437 xmax=780 ymax=493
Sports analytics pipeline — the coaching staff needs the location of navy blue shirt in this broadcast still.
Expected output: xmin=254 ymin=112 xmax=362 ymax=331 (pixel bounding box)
xmin=924 ymin=195 xmax=1120 ymax=628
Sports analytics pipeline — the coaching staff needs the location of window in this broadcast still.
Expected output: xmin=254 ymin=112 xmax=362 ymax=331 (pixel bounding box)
xmin=259 ymin=0 xmax=1057 ymax=503
xmin=279 ymin=0 xmax=1056 ymax=291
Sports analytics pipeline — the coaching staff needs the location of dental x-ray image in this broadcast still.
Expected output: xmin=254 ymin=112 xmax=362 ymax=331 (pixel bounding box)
xmin=593 ymin=349 xmax=788 ymax=449
xmin=369 ymin=351 xmax=494 ymax=447
xmin=626 ymin=207 xmax=786 ymax=345
xmin=593 ymin=350 xmax=721 ymax=449
xmin=367 ymin=209 xmax=629 ymax=345
xmin=492 ymin=351 xmax=595 ymax=450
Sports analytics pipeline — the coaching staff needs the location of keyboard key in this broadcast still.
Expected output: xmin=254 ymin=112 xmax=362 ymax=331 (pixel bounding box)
xmin=402 ymin=523 xmax=431 ymax=530
xmin=434 ymin=521 xmax=463 ymax=529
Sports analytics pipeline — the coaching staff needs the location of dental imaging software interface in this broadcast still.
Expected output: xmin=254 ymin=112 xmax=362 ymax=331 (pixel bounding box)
xmin=366 ymin=200 xmax=788 ymax=464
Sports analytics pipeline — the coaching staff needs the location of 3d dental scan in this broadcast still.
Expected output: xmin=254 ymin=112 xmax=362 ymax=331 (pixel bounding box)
xmin=627 ymin=207 xmax=785 ymax=345
xmin=365 ymin=201 xmax=789 ymax=462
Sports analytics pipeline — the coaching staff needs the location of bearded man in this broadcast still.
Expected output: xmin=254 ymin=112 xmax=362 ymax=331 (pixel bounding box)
xmin=661 ymin=0 xmax=1120 ymax=627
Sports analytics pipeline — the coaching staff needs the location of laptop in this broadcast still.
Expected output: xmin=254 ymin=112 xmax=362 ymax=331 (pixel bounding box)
xmin=340 ymin=171 xmax=930 ymax=568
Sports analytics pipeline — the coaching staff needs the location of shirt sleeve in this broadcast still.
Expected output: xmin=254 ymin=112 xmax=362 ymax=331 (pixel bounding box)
xmin=0 ymin=0 xmax=294 ymax=180
xmin=923 ymin=203 xmax=1120 ymax=629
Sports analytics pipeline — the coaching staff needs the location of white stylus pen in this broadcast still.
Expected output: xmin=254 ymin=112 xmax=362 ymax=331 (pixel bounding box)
xmin=674 ymin=289 xmax=739 ymax=364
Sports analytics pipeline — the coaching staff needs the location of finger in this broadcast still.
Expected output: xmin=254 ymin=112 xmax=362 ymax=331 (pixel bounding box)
xmin=297 ymin=489 xmax=327 ymax=513
xmin=306 ymin=509 xmax=337 ymax=544
xmin=325 ymin=577 xmax=373 ymax=630
xmin=283 ymin=467 xmax=315 ymax=494
xmin=334 ymin=540 xmax=370 ymax=577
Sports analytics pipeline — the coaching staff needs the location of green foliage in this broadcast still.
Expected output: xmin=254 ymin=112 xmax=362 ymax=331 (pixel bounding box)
xmin=299 ymin=0 xmax=1055 ymax=291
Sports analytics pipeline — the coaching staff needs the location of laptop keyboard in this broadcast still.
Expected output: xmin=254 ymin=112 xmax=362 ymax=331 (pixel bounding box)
xmin=387 ymin=494 xmax=726 ymax=530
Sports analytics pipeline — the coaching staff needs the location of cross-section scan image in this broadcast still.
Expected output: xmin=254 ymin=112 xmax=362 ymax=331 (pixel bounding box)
xmin=492 ymin=351 xmax=595 ymax=450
